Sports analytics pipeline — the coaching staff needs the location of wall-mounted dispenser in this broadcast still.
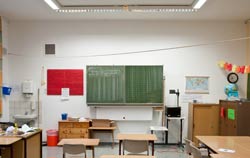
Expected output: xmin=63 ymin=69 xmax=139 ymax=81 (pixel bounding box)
xmin=22 ymin=80 xmax=34 ymax=95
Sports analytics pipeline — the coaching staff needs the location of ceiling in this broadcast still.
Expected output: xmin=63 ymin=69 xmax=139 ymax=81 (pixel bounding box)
xmin=0 ymin=0 xmax=250 ymax=21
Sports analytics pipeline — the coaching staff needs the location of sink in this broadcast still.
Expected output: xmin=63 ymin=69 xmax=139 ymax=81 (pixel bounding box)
xmin=13 ymin=114 xmax=37 ymax=121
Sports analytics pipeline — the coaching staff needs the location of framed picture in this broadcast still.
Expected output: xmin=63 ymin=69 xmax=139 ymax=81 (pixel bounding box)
xmin=185 ymin=76 xmax=209 ymax=94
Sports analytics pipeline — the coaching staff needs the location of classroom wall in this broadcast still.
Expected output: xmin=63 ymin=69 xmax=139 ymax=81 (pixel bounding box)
xmin=4 ymin=20 xmax=248 ymax=142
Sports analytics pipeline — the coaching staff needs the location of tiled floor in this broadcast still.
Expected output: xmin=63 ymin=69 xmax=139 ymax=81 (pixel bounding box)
xmin=43 ymin=143 xmax=187 ymax=158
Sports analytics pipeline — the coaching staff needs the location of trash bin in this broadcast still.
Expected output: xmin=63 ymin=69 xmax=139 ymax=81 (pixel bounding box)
xmin=46 ymin=129 xmax=58 ymax=146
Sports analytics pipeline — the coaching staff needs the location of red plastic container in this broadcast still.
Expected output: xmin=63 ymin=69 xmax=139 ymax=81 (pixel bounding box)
xmin=46 ymin=129 xmax=58 ymax=146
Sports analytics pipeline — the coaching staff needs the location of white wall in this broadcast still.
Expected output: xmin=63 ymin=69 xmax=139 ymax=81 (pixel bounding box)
xmin=5 ymin=20 xmax=247 ymax=142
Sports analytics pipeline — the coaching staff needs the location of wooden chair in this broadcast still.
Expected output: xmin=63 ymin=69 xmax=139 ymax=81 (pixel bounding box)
xmin=122 ymin=140 xmax=149 ymax=155
xmin=190 ymin=143 xmax=209 ymax=158
xmin=63 ymin=144 xmax=86 ymax=158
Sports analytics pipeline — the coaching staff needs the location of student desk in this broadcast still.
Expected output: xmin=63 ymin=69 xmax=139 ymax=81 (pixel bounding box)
xmin=0 ymin=137 xmax=22 ymax=158
xmin=0 ymin=129 xmax=42 ymax=158
xmin=57 ymin=138 xmax=100 ymax=158
xmin=100 ymin=155 xmax=155 ymax=158
xmin=196 ymin=136 xmax=250 ymax=158
xmin=116 ymin=133 xmax=157 ymax=156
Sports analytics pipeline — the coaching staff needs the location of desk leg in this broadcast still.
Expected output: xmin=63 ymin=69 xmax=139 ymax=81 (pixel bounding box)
xmin=111 ymin=130 xmax=114 ymax=148
xmin=119 ymin=140 xmax=122 ymax=155
xmin=180 ymin=119 xmax=183 ymax=145
xmin=92 ymin=146 xmax=95 ymax=158
xmin=151 ymin=141 xmax=154 ymax=156
xmin=165 ymin=130 xmax=168 ymax=144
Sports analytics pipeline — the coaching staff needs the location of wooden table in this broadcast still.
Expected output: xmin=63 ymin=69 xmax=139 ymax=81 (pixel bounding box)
xmin=196 ymin=136 xmax=250 ymax=158
xmin=88 ymin=126 xmax=116 ymax=148
xmin=57 ymin=138 xmax=100 ymax=158
xmin=100 ymin=155 xmax=155 ymax=158
xmin=116 ymin=133 xmax=157 ymax=156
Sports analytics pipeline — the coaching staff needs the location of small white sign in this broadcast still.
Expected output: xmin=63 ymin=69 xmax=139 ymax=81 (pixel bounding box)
xmin=61 ymin=88 xmax=69 ymax=100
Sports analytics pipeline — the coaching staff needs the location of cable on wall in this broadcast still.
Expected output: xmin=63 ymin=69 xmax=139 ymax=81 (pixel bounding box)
xmin=8 ymin=36 xmax=250 ymax=58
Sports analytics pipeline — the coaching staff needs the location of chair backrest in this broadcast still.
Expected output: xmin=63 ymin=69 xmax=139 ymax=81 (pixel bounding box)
xmin=123 ymin=140 xmax=149 ymax=155
xmin=190 ymin=143 xmax=202 ymax=158
xmin=63 ymin=144 xmax=86 ymax=158
xmin=184 ymin=138 xmax=192 ymax=155
xmin=92 ymin=119 xmax=111 ymax=127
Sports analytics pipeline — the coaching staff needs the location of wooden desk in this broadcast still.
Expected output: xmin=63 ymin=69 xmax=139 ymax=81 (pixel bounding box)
xmin=196 ymin=136 xmax=250 ymax=158
xmin=0 ymin=137 xmax=22 ymax=158
xmin=116 ymin=133 xmax=157 ymax=156
xmin=100 ymin=155 xmax=155 ymax=158
xmin=0 ymin=129 xmax=42 ymax=158
xmin=88 ymin=126 xmax=116 ymax=148
xmin=57 ymin=138 xmax=100 ymax=158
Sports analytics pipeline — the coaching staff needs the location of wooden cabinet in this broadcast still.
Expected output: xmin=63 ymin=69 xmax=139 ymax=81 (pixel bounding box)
xmin=219 ymin=100 xmax=250 ymax=136
xmin=58 ymin=121 xmax=90 ymax=140
xmin=188 ymin=103 xmax=219 ymax=144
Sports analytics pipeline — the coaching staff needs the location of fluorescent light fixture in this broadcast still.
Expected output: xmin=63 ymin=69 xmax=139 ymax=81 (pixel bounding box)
xmin=44 ymin=0 xmax=60 ymax=10
xmin=193 ymin=0 xmax=207 ymax=9
xmin=45 ymin=0 xmax=207 ymax=13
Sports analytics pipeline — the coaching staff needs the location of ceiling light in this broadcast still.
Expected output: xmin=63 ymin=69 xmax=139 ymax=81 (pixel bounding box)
xmin=44 ymin=0 xmax=207 ymax=13
xmin=44 ymin=0 xmax=60 ymax=10
xmin=192 ymin=0 xmax=207 ymax=9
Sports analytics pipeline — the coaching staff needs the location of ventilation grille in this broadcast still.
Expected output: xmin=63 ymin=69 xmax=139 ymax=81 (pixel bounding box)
xmin=45 ymin=44 xmax=55 ymax=55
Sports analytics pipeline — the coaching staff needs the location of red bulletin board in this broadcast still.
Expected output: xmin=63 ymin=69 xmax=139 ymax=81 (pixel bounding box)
xmin=47 ymin=69 xmax=84 ymax=95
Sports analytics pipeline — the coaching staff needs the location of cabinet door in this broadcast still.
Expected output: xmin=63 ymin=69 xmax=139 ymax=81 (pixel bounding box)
xmin=193 ymin=105 xmax=219 ymax=144
xmin=220 ymin=101 xmax=237 ymax=136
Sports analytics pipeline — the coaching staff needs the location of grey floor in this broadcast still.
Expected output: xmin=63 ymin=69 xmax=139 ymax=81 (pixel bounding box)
xmin=43 ymin=143 xmax=187 ymax=158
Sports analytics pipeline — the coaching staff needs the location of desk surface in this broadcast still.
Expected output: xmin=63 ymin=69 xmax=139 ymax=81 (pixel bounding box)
xmin=89 ymin=126 xmax=116 ymax=130
xmin=0 ymin=137 xmax=22 ymax=145
xmin=117 ymin=133 xmax=157 ymax=141
xmin=100 ymin=155 xmax=155 ymax=158
xmin=196 ymin=136 xmax=250 ymax=158
xmin=57 ymin=138 xmax=100 ymax=146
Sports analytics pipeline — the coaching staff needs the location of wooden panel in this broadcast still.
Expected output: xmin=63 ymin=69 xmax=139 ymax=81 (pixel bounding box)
xmin=188 ymin=103 xmax=219 ymax=144
xmin=237 ymin=101 xmax=250 ymax=135
xmin=26 ymin=133 xmax=41 ymax=158
xmin=13 ymin=139 xmax=25 ymax=158
xmin=1 ymin=146 xmax=11 ymax=158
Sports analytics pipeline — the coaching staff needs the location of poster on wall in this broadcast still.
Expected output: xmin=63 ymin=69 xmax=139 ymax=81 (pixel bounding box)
xmin=185 ymin=76 xmax=209 ymax=94
xmin=47 ymin=69 xmax=84 ymax=95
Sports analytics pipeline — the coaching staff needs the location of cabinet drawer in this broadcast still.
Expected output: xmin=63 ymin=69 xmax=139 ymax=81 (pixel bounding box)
xmin=59 ymin=123 xmax=73 ymax=128
xmin=73 ymin=122 xmax=89 ymax=128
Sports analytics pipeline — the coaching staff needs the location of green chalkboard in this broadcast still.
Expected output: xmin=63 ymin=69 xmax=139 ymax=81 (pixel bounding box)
xmin=87 ymin=65 xmax=163 ymax=105
xmin=126 ymin=66 xmax=163 ymax=103
xmin=87 ymin=66 xmax=125 ymax=103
